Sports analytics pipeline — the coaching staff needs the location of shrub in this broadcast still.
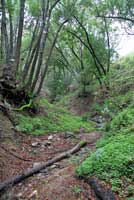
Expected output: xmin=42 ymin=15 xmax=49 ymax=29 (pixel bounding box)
xmin=110 ymin=107 xmax=134 ymax=132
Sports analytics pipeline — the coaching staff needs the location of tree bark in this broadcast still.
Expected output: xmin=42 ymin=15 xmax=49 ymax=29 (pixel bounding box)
xmin=8 ymin=10 xmax=14 ymax=59
xmin=87 ymin=177 xmax=116 ymax=200
xmin=30 ymin=0 xmax=50 ymax=92
xmin=55 ymin=46 xmax=76 ymax=76
xmin=74 ymin=16 xmax=107 ymax=76
xmin=1 ymin=0 xmax=9 ymax=62
xmin=14 ymin=0 xmax=25 ymax=75
xmin=97 ymin=15 xmax=134 ymax=24
xmin=67 ymin=29 xmax=103 ymax=78
xmin=0 ymin=141 xmax=86 ymax=193
xmin=30 ymin=0 xmax=62 ymax=93
xmin=25 ymin=42 xmax=41 ymax=89
xmin=36 ymin=19 xmax=68 ymax=95
xmin=23 ymin=0 xmax=61 ymax=93
xmin=103 ymin=17 xmax=110 ymax=73
xmin=21 ymin=18 xmax=39 ymax=82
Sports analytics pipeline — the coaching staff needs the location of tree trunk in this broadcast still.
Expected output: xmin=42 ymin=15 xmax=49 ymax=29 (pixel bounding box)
xmin=74 ymin=16 xmax=107 ymax=77
xmin=14 ymin=0 xmax=25 ymax=76
xmin=25 ymin=42 xmax=41 ymax=90
xmin=67 ymin=29 xmax=103 ymax=78
xmin=104 ymin=17 xmax=110 ymax=73
xmin=36 ymin=19 xmax=68 ymax=95
xmin=9 ymin=11 xmax=14 ymax=59
xmin=87 ymin=177 xmax=116 ymax=200
xmin=24 ymin=0 xmax=50 ymax=91
xmin=21 ymin=18 xmax=39 ymax=82
xmin=30 ymin=0 xmax=50 ymax=93
xmin=1 ymin=0 xmax=9 ymax=62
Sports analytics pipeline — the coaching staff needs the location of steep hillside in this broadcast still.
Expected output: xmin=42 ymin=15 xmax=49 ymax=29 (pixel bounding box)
xmin=1 ymin=54 xmax=134 ymax=200
xmin=76 ymin=54 xmax=134 ymax=199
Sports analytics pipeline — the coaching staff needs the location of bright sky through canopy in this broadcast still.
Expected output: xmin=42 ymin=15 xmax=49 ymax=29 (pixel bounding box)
xmin=118 ymin=35 xmax=134 ymax=56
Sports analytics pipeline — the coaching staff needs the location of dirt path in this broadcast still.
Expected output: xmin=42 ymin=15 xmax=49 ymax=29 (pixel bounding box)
xmin=0 ymin=117 xmax=101 ymax=200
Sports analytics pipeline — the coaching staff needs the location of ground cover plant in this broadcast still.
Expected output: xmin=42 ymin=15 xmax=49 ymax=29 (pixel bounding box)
xmin=76 ymin=55 xmax=134 ymax=198
xmin=16 ymin=99 xmax=94 ymax=135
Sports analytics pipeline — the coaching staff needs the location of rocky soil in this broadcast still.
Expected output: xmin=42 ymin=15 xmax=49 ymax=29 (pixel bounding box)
xmin=0 ymin=111 xmax=103 ymax=200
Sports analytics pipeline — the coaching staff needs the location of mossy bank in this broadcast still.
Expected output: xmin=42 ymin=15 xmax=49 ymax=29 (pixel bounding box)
xmin=16 ymin=98 xmax=94 ymax=135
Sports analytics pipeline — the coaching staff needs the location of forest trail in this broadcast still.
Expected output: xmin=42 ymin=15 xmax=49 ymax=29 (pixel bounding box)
xmin=0 ymin=111 xmax=101 ymax=199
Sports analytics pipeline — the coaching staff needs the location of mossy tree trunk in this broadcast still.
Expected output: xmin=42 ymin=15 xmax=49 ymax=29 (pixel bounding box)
xmin=0 ymin=0 xmax=67 ymax=105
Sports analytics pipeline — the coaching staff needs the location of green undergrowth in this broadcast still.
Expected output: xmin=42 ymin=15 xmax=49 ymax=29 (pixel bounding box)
xmin=110 ymin=53 xmax=134 ymax=94
xmin=76 ymin=54 xmax=134 ymax=198
xmin=76 ymin=106 xmax=134 ymax=197
xmin=90 ymin=91 xmax=134 ymax=122
xmin=107 ymin=90 xmax=133 ymax=108
xmin=16 ymin=98 xmax=94 ymax=135
xmin=56 ymin=92 xmax=76 ymax=109
xmin=107 ymin=107 xmax=134 ymax=132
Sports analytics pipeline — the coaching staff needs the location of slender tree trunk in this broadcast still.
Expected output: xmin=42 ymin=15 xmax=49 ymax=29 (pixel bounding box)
xmin=14 ymin=0 xmax=25 ymax=76
xmin=55 ymin=46 xmax=76 ymax=76
xmin=80 ymin=44 xmax=87 ymax=96
xmin=21 ymin=18 xmax=39 ymax=82
xmin=22 ymin=0 xmax=61 ymax=94
xmin=104 ymin=17 xmax=110 ymax=73
xmin=24 ymin=0 xmax=50 ymax=92
xmin=93 ymin=71 xmax=103 ymax=87
xmin=80 ymin=43 xmax=84 ymax=70
xmin=30 ymin=0 xmax=50 ymax=92
xmin=30 ymin=0 xmax=62 ymax=93
xmin=36 ymin=19 xmax=68 ymax=95
xmin=9 ymin=12 xmax=14 ymax=59
xmin=0 ymin=20 xmax=4 ymax=60
xmin=74 ymin=16 xmax=107 ymax=76
xmin=13 ymin=20 xmax=19 ymax=56
xmin=67 ymin=29 xmax=103 ymax=78
xmin=25 ymin=43 xmax=41 ymax=89
xmin=22 ymin=38 xmax=40 ymax=84
xmin=1 ymin=0 xmax=9 ymax=63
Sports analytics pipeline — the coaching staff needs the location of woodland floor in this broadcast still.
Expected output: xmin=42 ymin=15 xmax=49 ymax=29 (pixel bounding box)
xmin=0 ymin=95 xmax=120 ymax=200
xmin=0 ymin=110 xmax=104 ymax=200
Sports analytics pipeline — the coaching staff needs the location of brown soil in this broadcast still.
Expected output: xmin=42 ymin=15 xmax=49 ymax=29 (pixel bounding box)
xmin=0 ymin=111 xmax=102 ymax=199
xmin=0 ymin=111 xmax=117 ymax=200
xmin=68 ymin=95 xmax=95 ymax=115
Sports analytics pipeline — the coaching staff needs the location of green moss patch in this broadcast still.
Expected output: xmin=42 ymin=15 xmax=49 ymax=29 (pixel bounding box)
xmin=76 ymin=132 xmax=134 ymax=193
xmin=76 ymin=133 xmax=134 ymax=177
xmin=16 ymin=99 xmax=94 ymax=135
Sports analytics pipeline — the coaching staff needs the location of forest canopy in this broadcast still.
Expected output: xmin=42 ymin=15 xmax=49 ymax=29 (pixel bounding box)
xmin=0 ymin=0 xmax=134 ymax=103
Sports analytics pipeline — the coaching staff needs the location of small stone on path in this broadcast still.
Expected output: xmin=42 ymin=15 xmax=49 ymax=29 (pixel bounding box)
xmin=31 ymin=142 xmax=39 ymax=147
xmin=33 ymin=162 xmax=42 ymax=168
xmin=64 ymin=131 xmax=75 ymax=139
xmin=48 ymin=135 xmax=53 ymax=140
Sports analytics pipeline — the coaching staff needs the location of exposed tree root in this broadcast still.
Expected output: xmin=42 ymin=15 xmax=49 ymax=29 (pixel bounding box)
xmin=0 ymin=101 xmax=17 ymax=126
xmin=0 ymin=145 xmax=32 ymax=162
xmin=87 ymin=177 xmax=116 ymax=200
xmin=0 ymin=141 xmax=87 ymax=194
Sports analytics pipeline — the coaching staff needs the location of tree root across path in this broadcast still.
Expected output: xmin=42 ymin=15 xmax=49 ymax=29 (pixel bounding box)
xmin=86 ymin=178 xmax=116 ymax=200
xmin=0 ymin=145 xmax=33 ymax=162
xmin=0 ymin=141 xmax=87 ymax=194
